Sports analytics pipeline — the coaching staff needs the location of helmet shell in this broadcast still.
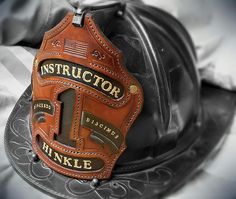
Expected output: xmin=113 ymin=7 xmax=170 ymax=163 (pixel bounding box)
xmin=92 ymin=2 xmax=200 ymax=164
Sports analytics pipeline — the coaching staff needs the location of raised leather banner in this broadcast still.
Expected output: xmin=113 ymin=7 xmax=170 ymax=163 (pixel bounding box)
xmin=40 ymin=59 xmax=124 ymax=99
xmin=32 ymin=100 xmax=54 ymax=115
xmin=81 ymin=111 xmax=123 ymax=153
xmin=38 ymin=137 xmax=105 ymax=172
xmin=31 ymin=12 xmax=143 ymax=180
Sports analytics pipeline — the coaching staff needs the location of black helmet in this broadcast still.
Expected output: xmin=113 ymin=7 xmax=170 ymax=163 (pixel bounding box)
xmin=5 ymin=1 xmax=235 ymax=198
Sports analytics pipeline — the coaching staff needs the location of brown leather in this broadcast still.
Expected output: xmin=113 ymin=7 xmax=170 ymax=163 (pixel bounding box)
xmin=31 ymin=12 xmax=143 ymax=180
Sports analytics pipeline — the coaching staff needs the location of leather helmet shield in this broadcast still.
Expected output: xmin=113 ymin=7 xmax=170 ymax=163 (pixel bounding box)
xmin=31 ymin=12 xmax=143 ymax=179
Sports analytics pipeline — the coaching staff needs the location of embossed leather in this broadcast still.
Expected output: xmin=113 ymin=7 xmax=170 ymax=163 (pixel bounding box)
xmin=31 ymin=12 xmax=143 ymax=179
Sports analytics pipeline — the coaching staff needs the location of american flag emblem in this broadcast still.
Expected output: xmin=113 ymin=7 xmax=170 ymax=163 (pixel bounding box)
xmin=64 ymin=39 xmax=88 ymax=58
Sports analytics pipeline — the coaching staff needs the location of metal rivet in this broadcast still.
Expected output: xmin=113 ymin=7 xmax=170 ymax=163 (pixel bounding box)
xmin=91 ymin=178 xmax=99 ymax=187
xmin=130 ymin=85 xmax=138 ymax=94
xmin=32 ymin=152 xmax=39 ymax=162
xmin=117 ymin=10 xmax=123 ymax=17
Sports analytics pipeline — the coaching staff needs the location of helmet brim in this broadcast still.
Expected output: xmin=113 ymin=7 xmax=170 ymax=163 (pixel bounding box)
xmin=4 ymin=83 xmax=236 ymax=199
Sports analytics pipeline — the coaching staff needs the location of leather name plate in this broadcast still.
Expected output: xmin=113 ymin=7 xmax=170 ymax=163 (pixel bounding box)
xmin=40 ymin=59 xmax=124 ymax=99
xmin=39 ymin=138 xmax=104 ymax=171
xmin=31 ymin=12 xmax=143 ymax=179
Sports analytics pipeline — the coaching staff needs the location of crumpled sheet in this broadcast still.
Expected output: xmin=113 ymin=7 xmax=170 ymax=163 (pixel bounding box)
xmin=0 ymin=0 xmax=236 ymax=199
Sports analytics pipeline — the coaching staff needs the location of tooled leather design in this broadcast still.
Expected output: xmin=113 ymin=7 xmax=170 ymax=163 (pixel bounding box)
xmin=31 ymin=12 xmax=143 ymax=180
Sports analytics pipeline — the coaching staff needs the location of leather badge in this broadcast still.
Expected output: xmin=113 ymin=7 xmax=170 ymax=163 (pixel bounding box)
xmin=31 ymin=12 xmax=143 ymax=179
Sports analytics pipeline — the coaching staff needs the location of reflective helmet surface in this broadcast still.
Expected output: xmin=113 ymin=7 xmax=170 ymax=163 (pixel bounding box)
xmin=89 ymin=1 xmax=200 ymax=167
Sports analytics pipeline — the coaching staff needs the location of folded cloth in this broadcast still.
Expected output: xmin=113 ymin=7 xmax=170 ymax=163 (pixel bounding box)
xmin=148 ymin=0 xmax=236 ymax=91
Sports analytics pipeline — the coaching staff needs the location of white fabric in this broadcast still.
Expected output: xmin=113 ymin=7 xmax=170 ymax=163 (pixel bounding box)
xmin=146 ymin=0 xmax=236 ymax=91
